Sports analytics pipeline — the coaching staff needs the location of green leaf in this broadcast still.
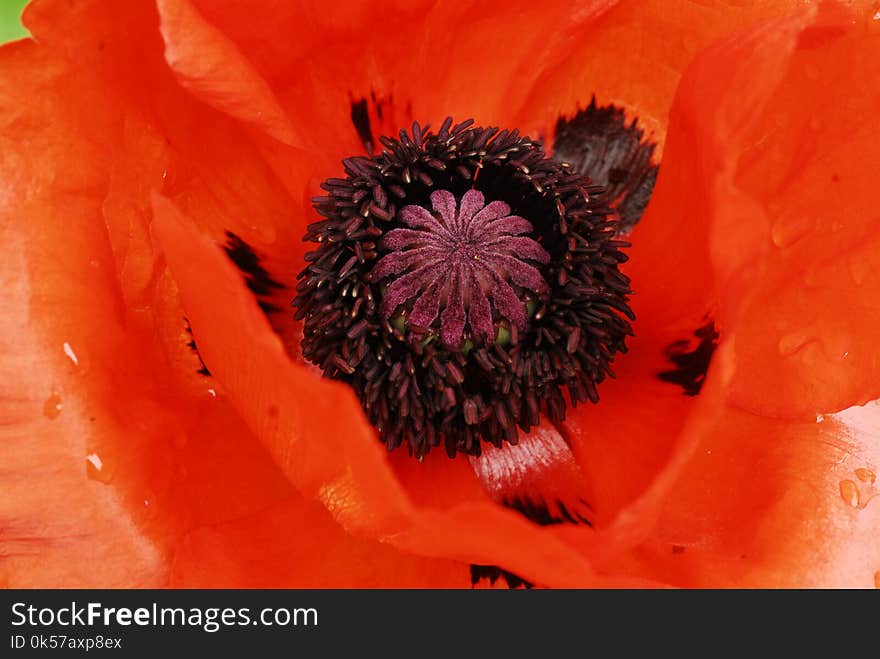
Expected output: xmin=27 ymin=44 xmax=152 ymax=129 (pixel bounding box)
xmin=0 ymin=0 xmax=30 ymax=44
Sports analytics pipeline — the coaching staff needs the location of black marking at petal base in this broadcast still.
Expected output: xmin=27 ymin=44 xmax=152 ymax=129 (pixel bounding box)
xmin=371 ymin=90 xmax=384 ymax=120
xmin=504 ymin=496 xmax=593 ymax=527
xmin=657 ymin=320 xmax=719 ymax=396
xmin=184 ymin=318 xmax=211 ymax=377
xmin=223 ymin=231 xmax=284 ymax=316
xmin=553 ymin=97 xmax=658 ymax=232
xmin=470 ymin=565 xmax=534 ymax=589
xmin=350 ymin=97 xmax=374 ymax=154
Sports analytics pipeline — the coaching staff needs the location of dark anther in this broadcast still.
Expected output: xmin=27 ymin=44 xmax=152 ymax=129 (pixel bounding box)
xmin=184 ymin=318 xmax=211 ymax=377
xmin=223 ymin=231 xmax=284 ymax=316
xmin=469 ymin=565 xmax=534 ymax=590
xmin=657 ymin=320 xmax=720 ymax=396
xmin=505 ymin=496 xmax=593 ymax=527
xmin=350 ymin=97 xmax=375 ymax=154
xmin=294 ymin=119 xmax=635 ymax=458
xmin=553 ymin=97 xmax=658 ymax=233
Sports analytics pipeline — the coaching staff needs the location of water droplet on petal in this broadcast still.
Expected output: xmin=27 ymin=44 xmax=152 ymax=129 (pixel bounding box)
xmin=855 ymin=468 xmax=876 ymax=486
xmin=839 ymin=479 xmax=860 ymax=508
xmin=63 ymin=342 xmax=79 ymax=366
xmin=43 ymin=393 xmax=63 ymax=419
xmin=161 ymin=164 xmax=179 ymax=193
xmin=778 ymin=333 xmax=811 ymax=357
xmin=815 ymin=414 xmax=825 ymax=423
xmin=86 ymin=453 xmax=113 ymax=484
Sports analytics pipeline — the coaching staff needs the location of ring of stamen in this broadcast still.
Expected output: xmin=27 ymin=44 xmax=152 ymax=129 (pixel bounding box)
xmin=293 ymin=118 xmax=634 ymax=458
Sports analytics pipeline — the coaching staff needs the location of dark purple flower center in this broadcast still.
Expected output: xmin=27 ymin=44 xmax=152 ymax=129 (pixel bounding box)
xmin=369 ymin=189 xmax=550 ymax=348
xmin=294 ymin=117 xmax=639 ymax=458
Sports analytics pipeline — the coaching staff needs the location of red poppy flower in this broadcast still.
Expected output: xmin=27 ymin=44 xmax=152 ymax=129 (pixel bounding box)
xmin=1 ymin=0 xmax=878 ymax=588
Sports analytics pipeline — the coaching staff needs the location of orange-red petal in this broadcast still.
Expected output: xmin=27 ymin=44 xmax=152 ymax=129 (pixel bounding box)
xmin=615 ymin=360 xmax=880 ymax=588
xmin=0 ymin=38 xmax=466 ymax=589
xmin=516 ymin=0 xmax=806 ymax=150
xmin=156 ymin=0 xmax=301 ymax=146
xmin=569 ymin=2 xmax=880 ymax=581
xmin=542 ymin=6 xmax=818 ymax=561
xmin=724 ymin=4 xmax=880 ymax=417
xmin=169 ymin=0 xmax=621 ymax=156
